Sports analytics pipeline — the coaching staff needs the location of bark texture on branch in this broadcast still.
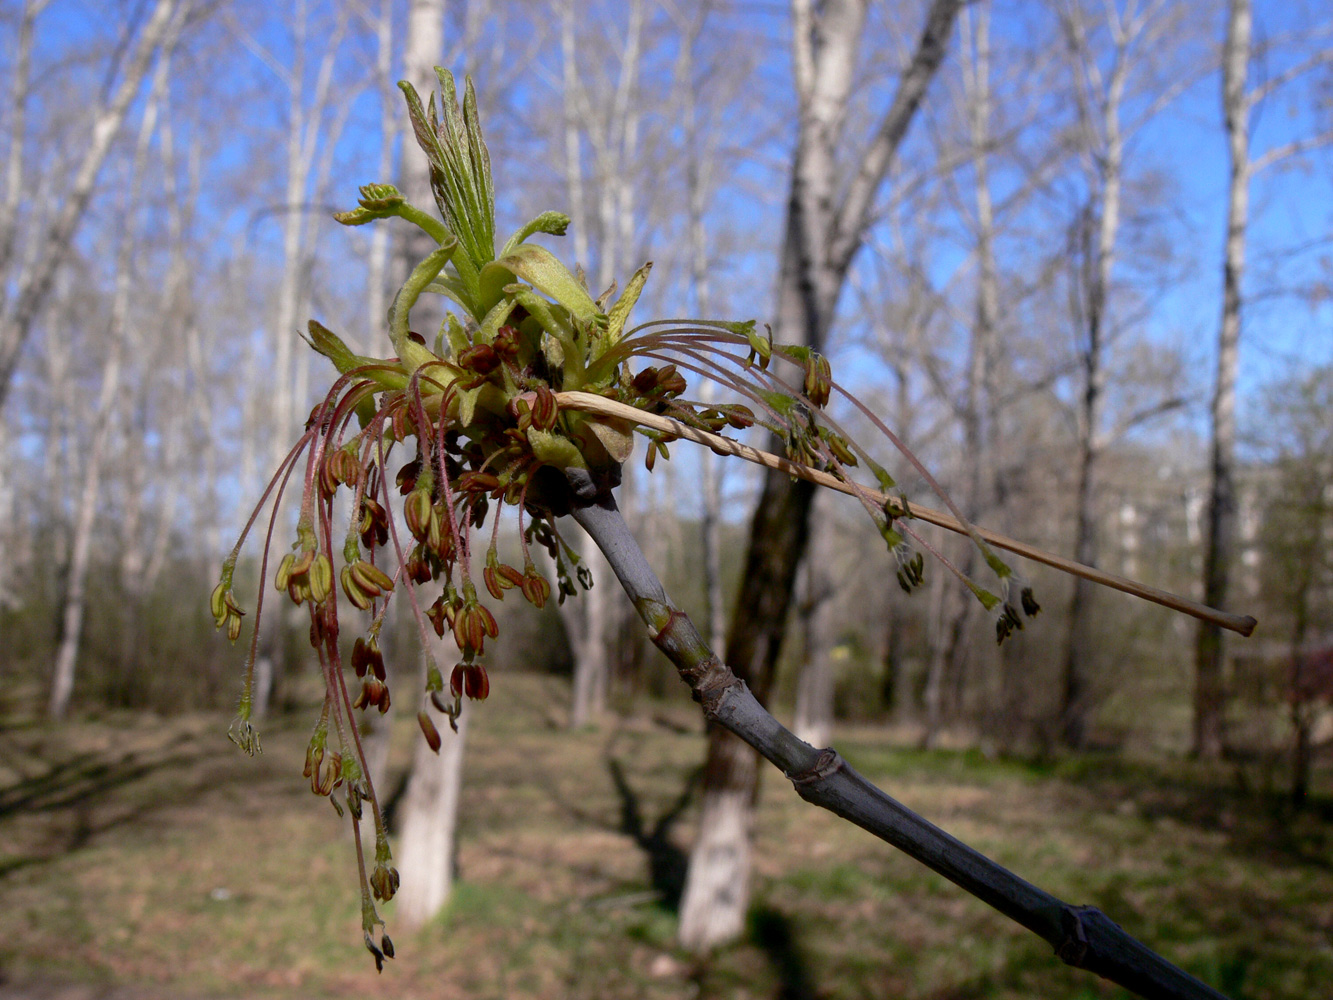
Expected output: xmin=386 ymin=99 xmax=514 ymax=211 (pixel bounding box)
xmin=573 ymin=494 xmax=1232 ymax=1000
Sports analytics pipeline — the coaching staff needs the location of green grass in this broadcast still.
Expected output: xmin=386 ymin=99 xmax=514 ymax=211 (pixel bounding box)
xmin=1 ymin=673 xmax=1330 ymax=1000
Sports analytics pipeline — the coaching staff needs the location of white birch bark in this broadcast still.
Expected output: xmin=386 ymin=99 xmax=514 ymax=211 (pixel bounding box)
xmin=679 ymin=0 xmax=964 ymax=950
xmin=1193 ymin=0 xmax=1333 ymax=758
xmin=237 ymin=1 xmax=350 ymax=718
xmin=49 ymin=46 xmax=175 ymax=718
xmin=559 ymin=0 xmax=645 ymax=728
xmin=792 ymin=518 xmax=837 ymax=748
xmin=1058 ymin=0 xmax=1128 ymax=749
xmin=395 ymin=689 xmax=469 ymax=927
xmin=0 ymin=0 xmax=47 ymax=602
xmin=0 ymin=0 xmax=52 ymax=284
xmin=363 ymin=0 xmax=396 ymax=351
xmin=120 ymin=73 xmax=195 ymax=601
xmin=1057 ymin=0 xmax=1191 ymax=748
xmin=391 ymin=0 xmax=466 ymax=926
xmin=1196 ymin=0 xmax=1251 ymax=760
xmin=673 ymin=3 xmax=728 ymax=653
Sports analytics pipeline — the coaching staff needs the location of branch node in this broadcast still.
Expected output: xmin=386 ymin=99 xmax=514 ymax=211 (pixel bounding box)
xmin=1056 ymin=905 xmax=1098 ymax=966
xmin=787 ymin=748 xmax=844 ymax=786
xmin=696 ymin=664 xmax=741 ymax=715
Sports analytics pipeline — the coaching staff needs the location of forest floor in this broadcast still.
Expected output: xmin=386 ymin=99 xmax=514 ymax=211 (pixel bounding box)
xmin=1 ymin=672 xmax=1330 ymax=1000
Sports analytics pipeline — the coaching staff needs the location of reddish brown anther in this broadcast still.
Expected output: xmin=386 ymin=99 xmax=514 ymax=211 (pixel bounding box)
xmin=311 ymin=749 xmax=342 ymax=796
xmin=477 ymin=604 xmax=498 ymax=639
xmin=632 ymin=366 xmax=659 ymax=393
xmin=319 ymin=452 xmax=340 ymax=496
xmin=405 ymin=544 xmax=434 ymax=584
xmin=725 ymin=405 xmax=756 ymax=429
xmin=352 ymin=679 xmax=377 ymax=710
xmin=351 ymin=636 xmax=370 ymax=677
xmin=467 ymin=663 xmax=489 ymax=700
xmin=530 ymin=384 xmax=558 ymax=431
xmin=359 ymin=498 xmax=390 ymax=549
xmin=457 ymin=343 xmax=500 ymax=374
xmin=493 ymin=324 xmax=520 ymax=356
xmin=426 ymin=596 xmax=448 ymax=638
xmin=449 ymin=662 xmax=489 ymax=701
xmin=458 ymin=470 xmax=501 ymax=494
xmin=396 ymin=459 xmax=421 ymax=495
xmin=520 ymin=566 xmax=551 ymax=609
xmin=658 ymin=366 xmax=687 ymax=396
xmin=418 ymin=711 xmax=442 ymax=753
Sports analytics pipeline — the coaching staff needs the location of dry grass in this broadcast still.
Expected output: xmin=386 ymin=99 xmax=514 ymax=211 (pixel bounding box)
xmin=1 ymin=673 xmax=1330 ymax=1000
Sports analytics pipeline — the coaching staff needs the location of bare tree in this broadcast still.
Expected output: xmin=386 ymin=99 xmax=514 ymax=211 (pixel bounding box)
xmin=1056 ymin=0 xmax=1133 ymax=749
xmin=1053 ymin=0 xmax=1195 ymax=748
xmin=0 ymin=0 xmax=183 ymax=414
xmin=678 ymin=0 xmax=965 ymax=951
xmin=1195 ymin=0 xmax=1333 ymax=759
xmin=557 ymin=0 xmax=647 ymax=728
xmin=48 ymin=36 xmax=181 ymax=719
xmin=666 ymin=0 xmax=729 ymax=654
xmin=389 ymin=0 xmax=466 ymax=930
xmin=360 ymin=0 xmax=398 ymax=353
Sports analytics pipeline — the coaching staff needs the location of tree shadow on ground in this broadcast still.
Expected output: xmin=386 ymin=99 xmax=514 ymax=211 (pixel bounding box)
xmin=0 ymin=729 xmax=216 ymax=877
xmin=747 ymin=906 xmax=819 ymax=1000
xmin=1059 ymin=755 xmax=1333 ymax=872
xmin=605 ymin=755 xmax=699 ymax=911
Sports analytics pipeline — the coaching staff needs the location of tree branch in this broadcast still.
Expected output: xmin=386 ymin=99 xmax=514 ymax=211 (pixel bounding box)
xmin=828 ymin=0 xmax=964 ymax=283
xmin=557 ymin=391 xmax=1257 ymax=637
xmin=570 ymin=493 xmax=1232 ymax=1000
xmin=1251 ymin=127 xmax=1333 ymax=174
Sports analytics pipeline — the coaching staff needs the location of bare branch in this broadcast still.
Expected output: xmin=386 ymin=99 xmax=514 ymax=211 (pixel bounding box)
xmin=828 ymin=0 xmax=964 ymax=282
xmin=1252 ymin=127 xmax=1333 ymax=174
xmin=571 ymin=495 xmax=1233 ymax=1000
xmin=1247 ymin=42 xmax=1333 ymax=107
xmin=557 ymin=391 xmax=1257 ymax=637
xmin=0 ymin=0 xmax=184 ymax=412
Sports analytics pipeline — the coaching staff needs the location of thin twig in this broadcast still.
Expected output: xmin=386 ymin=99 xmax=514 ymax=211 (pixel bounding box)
xmin=558 ymin=391 xmax=1257 ymax=637
xmin=570 ymin=492 xmax=1232 ymax=1000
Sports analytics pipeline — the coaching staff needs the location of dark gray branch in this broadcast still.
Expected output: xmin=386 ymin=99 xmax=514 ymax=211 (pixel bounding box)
xmin=571 ymin=492 xmax=1231 ymax=1000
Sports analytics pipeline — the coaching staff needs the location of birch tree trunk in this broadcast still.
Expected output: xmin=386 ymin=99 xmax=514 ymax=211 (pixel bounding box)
xmin=678 ymin=0 xmax=963 ymax=951
xmin=352 ymin=0 xmax=400 ymax=848
xmin=0 ymin=0 xmax=50 ymax=285
xmin=675 ymin=3 xmax=728 ymax=653
xmin=957 ymin=3 xmax=1008 ymax=743
xmin=49 ymin=47 xmax=175 ymax=718
xmin=363 ymin=0 xmax=396 ymax=353
xmin=244 ymin=1 xmax=350 ymax=719
xmin=391 ymin=0 xmax=468 ymax=926
xmin=0 ymin=0 xmax=181 ymax=414
xmin=559 ymin=0 xmax=645 ymax=728
xmin=1058 ymin=0 xmax=1130 ymax=750
xmin=1194 ymin=0 xmax=1251 ymax=761
xmin=1192 ymin=2 xmax=1333 ymax=758
xmin=792 ymin=517 xmax=837 ymax=748
xmin=395 ymin=680 xmax=470 ymax=927
xmin=0 ymin=0 xmax=48 ymax=605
